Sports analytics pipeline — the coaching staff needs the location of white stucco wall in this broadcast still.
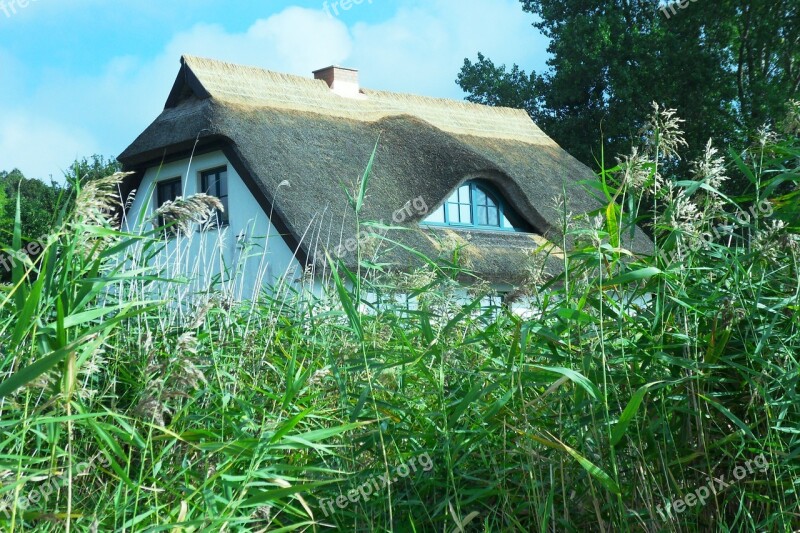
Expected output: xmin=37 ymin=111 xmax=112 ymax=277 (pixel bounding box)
xmin=123 ymin=151 xmax=304 ymax=302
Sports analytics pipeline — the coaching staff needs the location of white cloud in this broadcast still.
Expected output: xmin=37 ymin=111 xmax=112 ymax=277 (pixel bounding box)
xmin=349 ymin=0 xmax=547 ymax=96
xmin=160 ymin=8 xmax=352 ymax=75
xmin=0 ymin=2 xmax=548 ymax=181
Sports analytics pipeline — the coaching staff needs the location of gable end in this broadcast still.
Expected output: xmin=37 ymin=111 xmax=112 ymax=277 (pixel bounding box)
xmin=165 ymin=56 xmax=212 ymax=109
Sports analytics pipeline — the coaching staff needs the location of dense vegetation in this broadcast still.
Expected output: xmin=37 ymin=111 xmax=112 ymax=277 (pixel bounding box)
xmin=0 ymin=156 xmax=120 ymax=282
xmin=458 ymin=0 xmax=800 ymax=189
xmin=0 ymin=170 xmax=62 ymax=257
xmin=0 ymin=104 xmax=798 ymax=532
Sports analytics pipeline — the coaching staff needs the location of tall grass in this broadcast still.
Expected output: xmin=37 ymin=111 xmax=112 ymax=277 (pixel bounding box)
xmin=1 ymin=105 xmax=799 ymax=532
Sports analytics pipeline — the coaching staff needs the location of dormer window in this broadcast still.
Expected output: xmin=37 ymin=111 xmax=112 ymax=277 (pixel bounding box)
xmin=423 ymin=180 xmax=529 ymax=232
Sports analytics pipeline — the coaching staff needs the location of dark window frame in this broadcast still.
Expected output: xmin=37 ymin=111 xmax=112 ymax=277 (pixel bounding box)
xmin=199 ymin=166 xmax=229 ymax=228
xmin=156 ymin=177 xmax=183 ymax=232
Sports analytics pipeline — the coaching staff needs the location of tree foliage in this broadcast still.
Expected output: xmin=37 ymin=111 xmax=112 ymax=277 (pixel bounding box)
xmin=0 ymin=155 xmax=120 ymax=271
xmin=458 ymin=0 xmax=800 ymax=189
xmin=64 ymin=154 xmax=121 ymax=188
xmin=0 ymin=170 xmax=62 ymax=246
xmin=0 ymin=184 xmax=6 ymax=227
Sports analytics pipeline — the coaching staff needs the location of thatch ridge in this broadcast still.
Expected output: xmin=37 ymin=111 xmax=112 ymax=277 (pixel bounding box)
xmin=180 ymin=55 xmax=554 ymax=146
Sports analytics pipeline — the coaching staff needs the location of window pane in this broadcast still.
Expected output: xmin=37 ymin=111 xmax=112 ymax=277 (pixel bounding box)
xmin=477 ymin=206 xmax=488 ymax=225
xmin=477 ymin=186 xmax=498 ymax=208
xmin=448 ymin=203 xmax=461 ymax=223
xmin=219 ymin=196 xmax=229 ymax=225
xmin=205 ymin=173 xmax=220 ymax=194
xmin=156 ymin=179 xmax=182 ymax=232
xmin=458 ymin=185 xmax=470 ymax=203
xmin=201 ymin=168 xmax=229 ymax=226
xmin=158 ymin=179 xmax=181 ymax=207
xmin=426 ymin=205 xmax=445 ymax=223
xmin=219 ymin=171 xmax=228 ymax=196
xmin=204 ymin=169 xmax=224 ymax=188
xmin=488 ymin=207 xmax=499 ymax=226
xmin=460 ymin=204 xmax=472 ymax=224
xmin=474 ymin=188 xmax=487 ymax=207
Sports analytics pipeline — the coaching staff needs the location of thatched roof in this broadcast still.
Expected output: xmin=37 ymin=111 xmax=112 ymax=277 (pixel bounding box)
xmin=119 ymin=55 xmax=651 ymax=285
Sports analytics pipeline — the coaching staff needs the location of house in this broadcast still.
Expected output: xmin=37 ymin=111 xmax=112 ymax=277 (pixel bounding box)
xmin=118 ymin=55 xmax=649 ymax=303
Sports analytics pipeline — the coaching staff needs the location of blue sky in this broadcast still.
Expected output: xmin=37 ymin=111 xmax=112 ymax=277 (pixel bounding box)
xmin=0 ymin=0 xmax=549 ymax=181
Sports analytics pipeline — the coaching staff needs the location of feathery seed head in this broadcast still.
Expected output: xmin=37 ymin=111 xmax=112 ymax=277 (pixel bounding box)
xmin=691 ymin=139 xmax=728 ymax=191
xmin=152 ymin=193 xmax=224 ymax=236
xmin=756 ymin=125 xmax=779 ymax=148
xmin=73 ymin=172 xmax=130 ymax=227
xmin=619 ymin=146 xmax=652 ymax=194
xmin=133 ymin=396 xmax=170 ymax=426
xmin=783 ymin=100 xmax=800 ymax=136
xmin=641 ymin=102 xmax=688 ymax=160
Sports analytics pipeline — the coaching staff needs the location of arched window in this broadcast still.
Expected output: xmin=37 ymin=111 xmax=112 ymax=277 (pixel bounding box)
xmin=423 ymin=181 xmax=529 ymax=232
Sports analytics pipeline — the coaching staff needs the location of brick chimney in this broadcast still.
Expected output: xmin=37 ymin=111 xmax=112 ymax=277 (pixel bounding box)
xmin=313 ymin=66 xmax=363 ymax=99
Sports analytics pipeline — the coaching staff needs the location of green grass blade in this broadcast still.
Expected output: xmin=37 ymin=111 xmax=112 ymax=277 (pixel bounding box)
xmin=610 ymin=382 xmax=662 ymax=446
xmin=355 ymin=137 xmax=380 ymax=215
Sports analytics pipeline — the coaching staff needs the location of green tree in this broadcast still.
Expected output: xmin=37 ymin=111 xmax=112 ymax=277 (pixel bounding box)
xmin=0 ymin=170 xmax=62 ymax=247
xmin=0 ymin=183 xmax=6 ymax=227
xmin=65 ymin=154 xmax=121 ymax=186
xmin=0 ymin=155 xmax=120 ymax=248
xmin=458 ymin=0 xmax=799 ymax=190
xmin=729 ymin=1 xmax=800 ymax=133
